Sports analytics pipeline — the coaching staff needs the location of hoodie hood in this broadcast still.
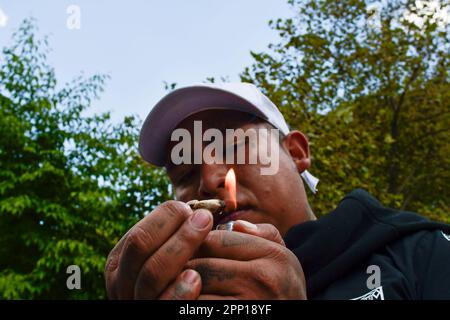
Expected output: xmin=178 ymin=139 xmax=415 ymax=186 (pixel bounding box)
xmin=283 ymin=189 xmax=450 ymax=297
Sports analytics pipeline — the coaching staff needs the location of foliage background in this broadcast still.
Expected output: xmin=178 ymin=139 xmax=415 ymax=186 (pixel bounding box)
xmin=240 ymin=0 xmax=449 ymax=222
xmin=0 ymin=0 xmax=449 ymax=299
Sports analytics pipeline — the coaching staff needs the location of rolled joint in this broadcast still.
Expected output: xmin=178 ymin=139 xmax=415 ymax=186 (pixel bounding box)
xmin=186 ymin=199 xmax=226 ymax=215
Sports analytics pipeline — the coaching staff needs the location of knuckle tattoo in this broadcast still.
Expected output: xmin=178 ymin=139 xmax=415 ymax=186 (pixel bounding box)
xmin=220 ymin=232 xmax=251 ymax=247
xmin=154 ymin=217 xmax=166 ymax=230
xmin=193 ymin=263 xmax=235 ymax=287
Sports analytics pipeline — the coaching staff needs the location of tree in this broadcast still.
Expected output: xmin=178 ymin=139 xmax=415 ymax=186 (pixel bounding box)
xmin=0 ymin=19 xmax=172 ymax=299
xmin=241 ymin=0 xmax=449 ymax=222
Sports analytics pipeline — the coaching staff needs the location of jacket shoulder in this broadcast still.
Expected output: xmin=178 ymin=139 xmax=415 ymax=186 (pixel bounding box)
xmin=341 ymin=188 xmax=450 ymax=234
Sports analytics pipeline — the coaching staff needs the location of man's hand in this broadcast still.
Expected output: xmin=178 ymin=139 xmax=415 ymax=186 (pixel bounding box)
xmin=104 ymin=201 xmax=213 ymax=299
xmin=187 ymin=222 xmax=307 ymax=300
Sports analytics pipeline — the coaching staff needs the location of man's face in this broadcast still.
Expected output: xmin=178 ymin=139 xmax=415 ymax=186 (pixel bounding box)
xmin=165 ymin=110 xmax=313 ymax=236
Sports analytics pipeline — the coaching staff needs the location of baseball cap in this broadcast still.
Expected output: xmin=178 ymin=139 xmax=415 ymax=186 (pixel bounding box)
xmin=139 ymin=82 xmax=319 ymax=193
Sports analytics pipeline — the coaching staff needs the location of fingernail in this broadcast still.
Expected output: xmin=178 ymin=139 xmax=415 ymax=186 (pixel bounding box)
xmin=183 ymin=270 xmax=198 ymax=284
xmin=190 ymin=210 xmax=211 ymax=229
xmin=237 ymin=220 xmax=257 ymax=230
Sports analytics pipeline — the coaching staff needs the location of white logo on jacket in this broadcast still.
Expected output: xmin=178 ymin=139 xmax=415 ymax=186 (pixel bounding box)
xmin=441 ymin=231 xmax=450 ymax=242
xmin=351 ymin=286 xmax=385 ymax=300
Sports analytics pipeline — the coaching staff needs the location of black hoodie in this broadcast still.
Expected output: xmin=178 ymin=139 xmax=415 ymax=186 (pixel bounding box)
xmin=284 ymin=189 xmax=450 ymax=300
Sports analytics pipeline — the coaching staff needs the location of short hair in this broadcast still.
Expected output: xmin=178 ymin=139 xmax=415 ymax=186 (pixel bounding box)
xmin=245 ymin=114 xmax=287 ymax=144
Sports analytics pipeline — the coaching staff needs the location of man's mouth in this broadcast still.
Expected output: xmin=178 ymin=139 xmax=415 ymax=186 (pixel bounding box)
xmin=213 ymin=206 xmax=252 ymax=229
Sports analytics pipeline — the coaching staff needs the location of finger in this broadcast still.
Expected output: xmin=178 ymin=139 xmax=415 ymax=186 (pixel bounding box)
xmin=105 ymin=238 xmax=126 ymax=299
xmin=186 ymin=258 xmax=246 ymax=296
xmin=195 ymin=230 xmax=282 ymax=261
xmin=112 ymin=200 xmax=193 ymax=298
xmin=134 ymin=209 xmax=213 ymax=299
xmin=158 ymin=269 xmax=202 ymax=300
xmin=198 ymin=295 xmax=238 ymax=300
xmin=232 ymin=221 xmax=285 ymax=246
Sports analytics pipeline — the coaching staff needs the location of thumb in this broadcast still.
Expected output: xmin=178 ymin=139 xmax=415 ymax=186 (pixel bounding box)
xmin=229 ymin=220 xmax=285 ymax=246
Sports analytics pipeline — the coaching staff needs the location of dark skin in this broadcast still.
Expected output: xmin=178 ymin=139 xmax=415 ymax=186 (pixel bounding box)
xmin=105 ymin=110 xmax=315 ymax=299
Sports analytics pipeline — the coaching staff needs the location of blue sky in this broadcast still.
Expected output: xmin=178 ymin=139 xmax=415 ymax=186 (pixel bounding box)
xmin=0 ymin=1 xmax=294 ymax=123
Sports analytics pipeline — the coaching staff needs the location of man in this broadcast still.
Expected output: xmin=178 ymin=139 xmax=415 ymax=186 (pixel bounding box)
xmin=105 ymin=82 xmax=450 ymax=300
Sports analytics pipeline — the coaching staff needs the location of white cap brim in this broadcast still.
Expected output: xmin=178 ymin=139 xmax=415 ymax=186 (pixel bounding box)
xmin=139 ymin=85 xmax=270 ymax=166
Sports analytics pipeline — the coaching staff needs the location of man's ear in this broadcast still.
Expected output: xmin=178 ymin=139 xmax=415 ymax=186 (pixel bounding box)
xmin=281 ymin=131 xmax=311 ymax=173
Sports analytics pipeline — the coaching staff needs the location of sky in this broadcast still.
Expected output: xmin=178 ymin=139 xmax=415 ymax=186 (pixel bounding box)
xmin=0 ymin=0 xmax=294 ymax=123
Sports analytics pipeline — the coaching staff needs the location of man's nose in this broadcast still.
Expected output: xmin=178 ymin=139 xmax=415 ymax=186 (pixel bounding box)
xmin=197 ymin=162 xmax=227 ymax=199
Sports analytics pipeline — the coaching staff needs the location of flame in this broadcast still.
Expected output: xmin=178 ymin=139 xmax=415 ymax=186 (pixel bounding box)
xmin=225 ymin=168 xmax=237 ymax=211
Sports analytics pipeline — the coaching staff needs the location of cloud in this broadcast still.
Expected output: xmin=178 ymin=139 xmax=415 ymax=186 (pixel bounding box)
xmin=0 ymin=8 xmax=8 ymax=27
